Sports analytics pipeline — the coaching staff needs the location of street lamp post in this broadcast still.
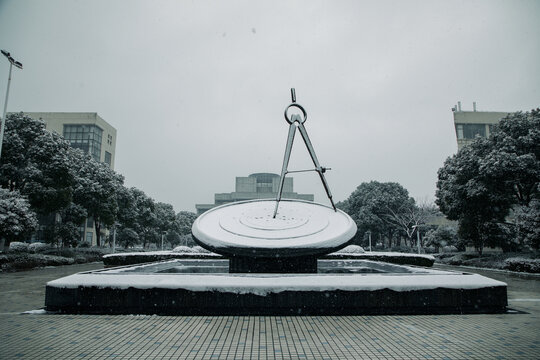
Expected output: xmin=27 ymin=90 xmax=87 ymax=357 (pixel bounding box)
xmin=0 ymin=50 xmax=23 ymax=160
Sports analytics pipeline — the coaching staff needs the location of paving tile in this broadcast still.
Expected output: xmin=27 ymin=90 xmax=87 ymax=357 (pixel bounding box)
xmin=2 ymin=263 xmax=540 ymax=359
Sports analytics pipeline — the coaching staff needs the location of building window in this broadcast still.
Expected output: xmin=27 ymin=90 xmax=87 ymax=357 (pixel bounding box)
xmin=254 ymin=173 xmax=276 ymax=193
xmin=63 ymin=124 xmax=103 ymax=162
xmin=104 ymin=151 xmax=112 ymax=167
xmin=86 ymin=217 xmax=94 ymax=228
xmin=107 ymin=134 xmax=113 ymax=145
xmin=456 ymin=124 xmax=486 ymax=139
xmin=86 ymin=231 xmax=93 ymax=244
xmin=456 ymin=124 xmax=464 ymax=139
xmin=488 ymin=124 xmax=495 ymax=136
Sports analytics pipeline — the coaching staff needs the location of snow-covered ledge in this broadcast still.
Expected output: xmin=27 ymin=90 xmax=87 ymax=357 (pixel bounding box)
xmin=45 ymin=260 xmax=507 ymax=315
xmin=102 ymin=249 xmax=435 ymax=267
xmin=47 ymin=272 xmax=504 ymax=296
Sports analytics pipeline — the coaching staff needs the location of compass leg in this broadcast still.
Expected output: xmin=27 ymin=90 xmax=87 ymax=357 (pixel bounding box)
xmin=296 ymin=122 xmax=337 ymax=211
xmin=273 ymin=123 xmax=297 ymax=218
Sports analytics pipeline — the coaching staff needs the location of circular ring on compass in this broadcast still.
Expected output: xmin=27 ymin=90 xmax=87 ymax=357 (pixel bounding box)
xmin=284 ymin=103 xmax=307 ymax=124
xmin=192 ymin=199 xmax=357 ymax=258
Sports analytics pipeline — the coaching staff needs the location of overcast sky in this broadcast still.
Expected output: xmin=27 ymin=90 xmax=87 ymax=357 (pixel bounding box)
xmin=1 ymin=0 xmax=539 ymax=213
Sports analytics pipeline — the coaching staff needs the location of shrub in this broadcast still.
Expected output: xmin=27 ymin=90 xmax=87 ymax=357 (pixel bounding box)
xmin=424 ymin=246 xmax=437 ymax=254
xmin=9 ymin=242 xmax=29 ymax=252
xmin=441 ymin=253 xmax=478 ymax=265
xmin=390 ymin=246 xmax=415 ymax=253
xmin=28 ymin=242 xmax=50 ymax=253
xmin=42 ymin=248 xmax=75 ymax=258
xmin=74 ymin=255 xmax=88 ymax=264
xmin=192 ymin=246 xmax=211 ymax=253
xmin=1 ymin=253 xmax=75 ymax=271
xmin=172 ymin=246 xmax=197 ymax=253
xmin=442 ymin=245 xmax=458 ymax=253
xmin=503 ymin=258 xmax=540 ymax=273
xmin=336 ymin=245 xmax=365 ymax=254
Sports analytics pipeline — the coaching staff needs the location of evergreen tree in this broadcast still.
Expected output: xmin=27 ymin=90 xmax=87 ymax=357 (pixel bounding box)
xmin=436 ymin=109 xmax=540 ymax=252
xmin=0 ymin=188 xmax=38 ymax=247
xmin=338 ymin=181 xmax=413 ymax=248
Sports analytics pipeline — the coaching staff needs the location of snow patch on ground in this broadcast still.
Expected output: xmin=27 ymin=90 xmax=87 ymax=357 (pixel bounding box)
xmin=21 ymin=309 xmax=48 ymax=315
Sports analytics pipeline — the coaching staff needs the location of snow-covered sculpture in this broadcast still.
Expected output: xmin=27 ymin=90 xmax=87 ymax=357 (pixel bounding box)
xmin=192 ymin=89 xmax=357 ymax=272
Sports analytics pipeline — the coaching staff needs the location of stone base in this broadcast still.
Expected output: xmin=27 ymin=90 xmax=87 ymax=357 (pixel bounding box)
xmin=45 ymin=285 xmax=507 ymax=315
xmin=45 ymin=260 xmax=508 ymax=315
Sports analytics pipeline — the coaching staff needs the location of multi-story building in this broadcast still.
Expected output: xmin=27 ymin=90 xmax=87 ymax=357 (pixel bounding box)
xmin=452 ymin=102 xmax=509 ymax=150
xmin=24 ymin=112 xmax=117 ymax=168
xmin=196 ymin=173 xmax=314 ymax=215
xmin=23 ymin=112 xmax=117 ymax=245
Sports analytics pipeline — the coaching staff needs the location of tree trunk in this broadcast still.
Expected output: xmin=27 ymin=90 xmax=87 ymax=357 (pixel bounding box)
xmin=94 ymin=217 xmax=101 ymax=247
xmin=476 ymin=245 xmax=483 ymax=256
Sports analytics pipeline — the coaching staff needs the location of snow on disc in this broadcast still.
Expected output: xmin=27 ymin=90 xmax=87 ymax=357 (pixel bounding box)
xmin=192 ymin=199 xmax=357 ymax=255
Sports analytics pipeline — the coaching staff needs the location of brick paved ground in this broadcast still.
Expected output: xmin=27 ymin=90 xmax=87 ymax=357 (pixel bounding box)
xmin=1 ymin=262 xmax=539 ymax=359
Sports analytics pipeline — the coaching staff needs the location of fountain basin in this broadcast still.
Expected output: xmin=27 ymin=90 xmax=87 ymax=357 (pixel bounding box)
xmin=45 ymin=259 xmax=507 ymax=315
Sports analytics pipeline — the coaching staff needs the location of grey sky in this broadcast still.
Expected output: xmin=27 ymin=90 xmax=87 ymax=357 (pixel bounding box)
xmin=1 ymin=0 xmax=539 ymax=213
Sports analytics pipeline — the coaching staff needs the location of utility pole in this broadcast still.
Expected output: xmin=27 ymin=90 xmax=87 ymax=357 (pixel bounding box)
xmin=0 ymin=50 xmax=23 ymax=160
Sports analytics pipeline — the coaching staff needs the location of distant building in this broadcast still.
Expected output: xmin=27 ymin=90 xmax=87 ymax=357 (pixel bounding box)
xmin=452 ymin=102 xmax=509 ymax=150
xmin=22 ymin=112 xmax=117 ymax=246
xmin=23 ymin=112 xmax=117 ymax=168
xmin=196 ymin=173 xmax=314 ymax=215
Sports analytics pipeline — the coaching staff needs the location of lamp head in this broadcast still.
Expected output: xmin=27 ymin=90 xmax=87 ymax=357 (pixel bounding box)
xmin=1 ymin=50 xmax=23 ymax=69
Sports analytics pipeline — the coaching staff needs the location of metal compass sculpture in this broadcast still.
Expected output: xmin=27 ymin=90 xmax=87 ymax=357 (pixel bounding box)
xmin=192 ymin=89 xmax=357 ymax=272
xmin=274 ymin=88 xmax=336 ymax=218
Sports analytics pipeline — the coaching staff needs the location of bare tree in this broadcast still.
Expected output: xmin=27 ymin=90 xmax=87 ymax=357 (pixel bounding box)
xmin=385 ymin=199 xmax=439 ymax=249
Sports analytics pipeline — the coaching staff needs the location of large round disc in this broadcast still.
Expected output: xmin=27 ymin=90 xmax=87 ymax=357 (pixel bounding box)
xmin=192 ymin=199 xmax=357 ymax=257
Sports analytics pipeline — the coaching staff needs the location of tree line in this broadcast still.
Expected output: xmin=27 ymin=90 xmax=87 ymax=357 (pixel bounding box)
xmin=337 ymin=181 xmax=442 ymax=251
xmin=0 ymin=113 xmax=197 ymax=249
xmin=335 ymin=109 xmax=539 ymax=254
xmin=3 ymin=109 xmax=537 ymax=254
